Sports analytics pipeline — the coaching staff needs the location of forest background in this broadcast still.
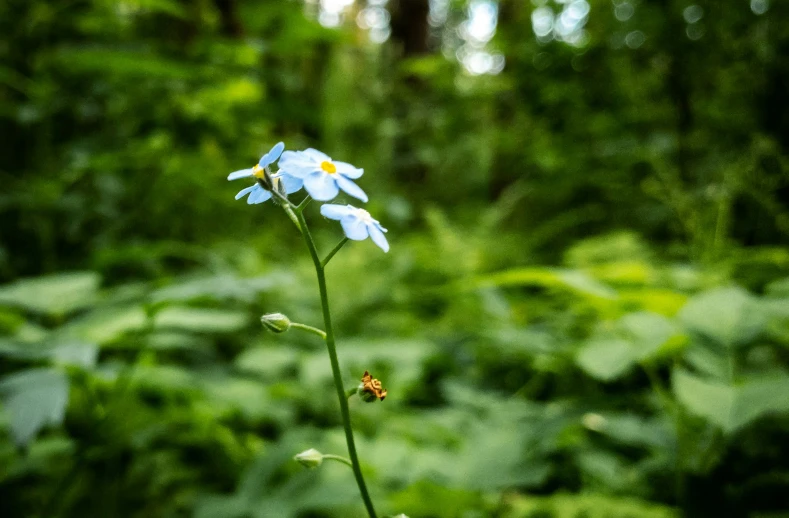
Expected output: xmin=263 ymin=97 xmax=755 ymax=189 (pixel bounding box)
xmin=1 ymin=0 xmax=789 ymax=516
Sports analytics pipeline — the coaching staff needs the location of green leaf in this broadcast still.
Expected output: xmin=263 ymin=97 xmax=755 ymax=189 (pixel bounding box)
xmin=673 ymin=369 xmax=789 ymax=434
xmin=0 ymin=272 xmax=100 ymax=316
xmin=0 ymin=339 xmax=97 ymax=368
xmin=150 ymin=273 xmax=286 ymax=304
xmin=54 ymin=47 xmax=203 ymax=80
xmin=620 ymin=311 xmax=681 ymax=360
xmin=235 ymin=346 xmax=297 ymax=379
xmin=60 ymin=306 xmax=148 ymax=345
xmin=0 ymin=368 xmax=69 ymax=446
xmin=503 ymin=492 xmax=679 ymax=518
xmin=153 ymin=307 xmax=249 ymax=333
xmin=576 ymin=339 xmax=636 ymax=381
xmin=473 ymin=267 xmax=617 ymax=300
xmin=678 ymin=287 xmax=765 ymax=348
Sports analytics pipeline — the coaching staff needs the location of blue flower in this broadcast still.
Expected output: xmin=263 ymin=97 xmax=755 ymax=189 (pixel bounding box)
xmin=278 ymin=149 xmax=367 ymax=202
xmin=227 ymin=142 xmax=303 ymax=204
xmin=320 ymin=204 xmax=389 ymax=252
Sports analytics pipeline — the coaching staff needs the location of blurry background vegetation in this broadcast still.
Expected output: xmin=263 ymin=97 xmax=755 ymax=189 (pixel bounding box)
xmin=1 ymin=0 xmax=789 ymax=516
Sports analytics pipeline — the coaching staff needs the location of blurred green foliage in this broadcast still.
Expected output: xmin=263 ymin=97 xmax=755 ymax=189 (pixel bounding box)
xmin=1 ymin=0 xmax=789 ymax=516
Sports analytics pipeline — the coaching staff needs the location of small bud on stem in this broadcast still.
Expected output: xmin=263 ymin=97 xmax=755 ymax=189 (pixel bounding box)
xmin=294 ymin=448 xmax=323 ymax=468
xmin=260 ymin=312 xmax=291 ymax=333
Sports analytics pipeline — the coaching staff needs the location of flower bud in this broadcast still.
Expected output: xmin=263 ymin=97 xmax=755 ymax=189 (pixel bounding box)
xmin=360 ymin=388 xmax=379 ymax=403
xmin=293 ymin=448 xmax=323 ymax=468
xmin=261 ymin=312 xmax=291 ymax=333
xmin=391 ymin=514 xmax=410 ymax=518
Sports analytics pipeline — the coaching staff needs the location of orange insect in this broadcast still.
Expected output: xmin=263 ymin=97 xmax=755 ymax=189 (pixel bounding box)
xmin=360 ymin=370 xmax=387 ymax=401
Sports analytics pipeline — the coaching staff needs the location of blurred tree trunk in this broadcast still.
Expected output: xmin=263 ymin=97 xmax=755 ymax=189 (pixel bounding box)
xmin=489 ymin=0 xmax=529 ymax=199
xmin=213 ymin=0 xmax=244 ymax=37
xmin=388 ymin=0 xmax=431 ymax=188
xmin=389 ymin=0 xmax=431 ymax=57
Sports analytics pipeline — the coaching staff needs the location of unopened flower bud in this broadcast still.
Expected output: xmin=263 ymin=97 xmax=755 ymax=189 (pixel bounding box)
xmin=392 ymin=514 xmax=410 ymax=518
xmin=294 ymin=448 xmax=323 ymax=468
xmin=261 ymin=312 xmax=291 ymax=333
xmin=360 ymin=388 xmax=379 ymax=403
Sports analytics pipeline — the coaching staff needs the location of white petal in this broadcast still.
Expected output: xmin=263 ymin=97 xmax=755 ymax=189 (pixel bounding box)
xmin=320 ymin=204 xmax=356 ymax=220
xmin=334 ymin=161 xmax=363 ymax=179
xmin=247 ymin=185 xmax=272 ymax=204
xmin=234 ymin=185 xmax=256 ymax=200
xmin=368 ymin=223 xmax=390 ymax=252
xmin=303 ymin=171 xmax=339 ymax=201
xmin=303 ymin=148 xmax=331 ymax=163
xmin=334 ymin=175 xmax=368 ymax=202
xmin=341 ymin=215 xmax=369 ymax=240
xmin=258 ymin=141 xmax=285 ymax=168
xmin=228 ymin=168 xmax=254 ymax=181
xmin=279 ymin=151 xmax=319 ymax=179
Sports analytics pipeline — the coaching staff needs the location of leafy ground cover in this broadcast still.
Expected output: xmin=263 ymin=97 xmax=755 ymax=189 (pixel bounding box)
xmin=1 ymin=229 xmax=788 ymax=516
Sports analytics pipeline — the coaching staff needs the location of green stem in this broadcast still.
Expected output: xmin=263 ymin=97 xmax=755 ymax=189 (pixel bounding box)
xmin=292 ymin=209 xmax=377 ymax=518
xmin=322 ymin=237 xmax=350 ymax=268
xmin=650 ymin=359 xmax=685 ymax=508
xmin=273 ymin=192 xmax=300 ymax=228
xmin=289 ymin=322 xmax=327 ymax=340
xmin=322 ymin=454 xmax=353 ymax=468
xmin=295 ymin=196 xmax=312 ymax=213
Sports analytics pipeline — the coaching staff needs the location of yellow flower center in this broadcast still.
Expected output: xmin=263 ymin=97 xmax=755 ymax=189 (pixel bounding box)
xmin=252 ymin=164 xmax=266 ymax=179
xmin=354 ymin=208 xmax=373 ymax=223
xmin=320 ymin=161 xmax=337 ymax=174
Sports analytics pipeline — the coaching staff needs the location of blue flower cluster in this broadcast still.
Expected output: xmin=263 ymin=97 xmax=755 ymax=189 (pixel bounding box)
xmin=228 ymin=142 xmax=388 ymax=252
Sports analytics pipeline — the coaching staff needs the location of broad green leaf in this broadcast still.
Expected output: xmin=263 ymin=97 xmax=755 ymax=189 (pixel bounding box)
xmin=766 ymin=277 xmax=789 ymax=297
xmin=503 ymin=492 xmax=679 ymax=518
xmin=150 ymin=273 xmax=287 ymax=304
xmin=54 ymin=47 xmax=203 ymax=79
xmin=678 ymin=287 xmax=765 ymax=348
xmin=565 ymin=232 xmax=653 ymax=267
xmin=588 ymin=413 xmax=674 ymax=449
xmin=577 ymin=450 xmax=639 ymax=492
xmin=235 ymin=347 xmax=297 ymax=379
xmin=130 ymin=365 xmax=194 ymax=392
xmin=586 ymin=260 xmax=654 ymax=285
xmin=0 ymin=272 xmax=100 ymax=316
xmin=0 ymin=339 xmax=97 ymax=368
xmin=474 ymin=267 xmax=617 ymax=300
xmin=672 ymin=370 xmax=735 ymax=430
xmin=0 ymin=307 xmax=25 ymax=334
xmin=0 ymin=368 xmax=69 ymax=446
xmin=202 ymin=378 xmax=273 ymax=422
xmin=576 ymin=339 xmax=636 ymax=381
xmin=49 ymin=341 xmax=98 ymax=368
xmin=620 ymin=311 xmax=682 ymax=360
xmin=618 ymin=288 xmax=688 ymax=316
xmin=146 ymin=331 xmax=212 ymax=351
xmin=673 ymin=369 xmax=789 ymax=433
xmin=60 ymin=306 xmax=148 ymax=345
xmin=683 ymin=345 xmax=730 ymax=379
xmin=154 ymin=307 xmax=248 ymax=333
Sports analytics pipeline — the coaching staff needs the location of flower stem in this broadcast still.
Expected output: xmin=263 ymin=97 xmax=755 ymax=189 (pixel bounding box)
xmin=322 ymin=237 xmax=350 ymax=268
xmin=322 ymin=454 xmax=354 ymax=468
xmin=289 ymin=322 xmax=327 ymax=340
xmin=291 ymin=208 xmax=378 ymax=518
xmin=295 ymin=196 xmax=312 ymax=213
